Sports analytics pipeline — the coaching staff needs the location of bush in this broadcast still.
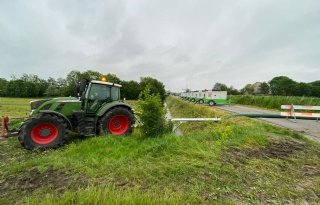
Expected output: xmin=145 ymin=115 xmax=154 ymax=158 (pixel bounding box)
xmin=137 ymin=87 xmax=170 ymax=137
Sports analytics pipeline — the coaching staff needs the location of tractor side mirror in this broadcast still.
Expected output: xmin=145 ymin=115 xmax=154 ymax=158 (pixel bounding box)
xmin=79 ymin=79 xmax=88 ymax=93
xmin=73 ymin=83 xmax=79 ymax=97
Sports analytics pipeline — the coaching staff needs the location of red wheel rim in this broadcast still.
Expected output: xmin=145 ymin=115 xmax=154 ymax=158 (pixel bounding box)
xmin=108 ymin=115 xmax=129 ymax=135
xmin=31 ymin=123 xmax=58 ymax=144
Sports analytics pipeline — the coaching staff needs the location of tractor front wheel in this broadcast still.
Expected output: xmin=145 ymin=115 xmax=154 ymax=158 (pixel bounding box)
xmin=18 ymin=114 xmax=67 ymax=150
xmin=98 ymin=107 xmax=135 ymax=136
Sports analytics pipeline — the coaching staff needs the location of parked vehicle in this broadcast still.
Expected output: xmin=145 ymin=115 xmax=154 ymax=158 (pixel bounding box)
xmin=180 ymin=90 xmax=230 ymax=106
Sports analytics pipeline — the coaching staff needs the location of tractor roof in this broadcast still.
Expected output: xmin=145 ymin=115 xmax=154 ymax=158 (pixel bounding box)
xmin=91 ymin=80 xmax=122 ymax=88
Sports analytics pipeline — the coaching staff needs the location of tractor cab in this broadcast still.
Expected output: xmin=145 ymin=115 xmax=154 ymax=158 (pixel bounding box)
xmin=80 ymin=80 xmax=122 ymax=113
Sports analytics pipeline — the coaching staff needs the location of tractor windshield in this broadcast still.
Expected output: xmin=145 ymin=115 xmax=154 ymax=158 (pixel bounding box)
xmin=87 ymin=83 xmax=120 ymax=113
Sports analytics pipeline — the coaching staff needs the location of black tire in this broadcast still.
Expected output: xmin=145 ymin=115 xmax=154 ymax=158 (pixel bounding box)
xmin=191 ymin=98 xmax=195 ymax=102
xmin=97 ymin=107 xmax=135 ymax=136
xmin=18 ymin=114 xmax=67 ymax=150
xmin=208 ymin=101 xmax=216 ymax=106
xmin=199 ymin=99 xmax=204 ymax=104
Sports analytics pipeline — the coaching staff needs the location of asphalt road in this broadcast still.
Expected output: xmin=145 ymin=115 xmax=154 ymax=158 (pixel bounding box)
xmin=214 ymin=104 xmax=320 ymax=142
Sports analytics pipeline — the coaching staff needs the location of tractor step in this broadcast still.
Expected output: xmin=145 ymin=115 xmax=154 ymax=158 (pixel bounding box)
xmin=84 ymin=117 xmax=96 ymax=135
xmin=73 ymin=111 xmax=97 ymax=136
xmin=80 ymin=117 xmax=96 ymax=136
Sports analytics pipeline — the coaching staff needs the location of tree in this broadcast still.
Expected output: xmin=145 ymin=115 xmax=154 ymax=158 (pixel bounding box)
xmin=269 ymin=76 xmax=299 ymax=96
xmin=6 ymin=80 xmax=26 ymax=97
xmin=297 ymin=82 xmax=312 ymax=96
xmin=105 ymin=74 xmax=121 ymax=84
xmin=81 ymin=70 xmax=102 ymax=81
xmin=311 ymin=86 xmax=320 ymax=97
xmin=309 ymin=80 xmax=320 ymax=87
xmin=56 ymin=77 xmax=69 ymax=96
xmin=241 ymin=84 xmax=254 ymax=95
xmin=140 ymin=77 xmax=166 ymax=102
xmin=227 ymin=86 xmax=241 ymax=95
xmin=19 ymin=74 xmax=44 ymax=97
xmin=309 ymin=81 xmax=320 ymax=97
xmin=213 ymin=83 xmax=228 ymax=91
xmin=65 ymin=70 xmax=82 ymax=96
xmin=0 ymin=78 xmax=8 ymax=96
xmin=121 ymin=80 xmax=141 ymax=100
xmin=260 ymin=82 xmax=270 ymax=95
xmin=44 ymin=85 xmax=60 ymax=96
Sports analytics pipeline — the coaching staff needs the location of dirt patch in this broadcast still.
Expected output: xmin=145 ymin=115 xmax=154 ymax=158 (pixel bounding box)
xmin=0 ymin=166 xmax=88 ymax=193
xmin=229 ymin=138 xmax=305 ymax=161
xmin=300 ymin=165 xmax=320 ymax=177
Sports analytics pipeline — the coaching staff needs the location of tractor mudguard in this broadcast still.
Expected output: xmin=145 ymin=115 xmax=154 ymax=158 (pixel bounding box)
xmin=39 ymin=110 xmax=73 ymax=130
xmin=97 ymin=101 xmax=133 ymax=117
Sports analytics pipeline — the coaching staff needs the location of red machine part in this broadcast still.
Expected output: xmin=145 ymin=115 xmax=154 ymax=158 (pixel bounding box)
xmin=1 ymin=116 xmax=9 ymax=140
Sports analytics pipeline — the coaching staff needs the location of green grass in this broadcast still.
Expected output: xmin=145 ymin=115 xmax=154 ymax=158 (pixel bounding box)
xmin=26 ymin=186 xmax=184 ymax=205
xmin=230 ymin=95 xmax=320 ymax=110
xmin=0 ymin=97 xmax=37 ymax=118
xmin=0 ymin=97 xmax=319 ymax=204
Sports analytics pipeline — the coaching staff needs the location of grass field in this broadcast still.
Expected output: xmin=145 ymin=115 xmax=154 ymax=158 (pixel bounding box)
xmin=0 ymin=97 xmax=36 ymax=118
xmin=230 ymin=95 xmax=320 ymax=110
xmin=0 ymin=96 xmax=319 ymax=204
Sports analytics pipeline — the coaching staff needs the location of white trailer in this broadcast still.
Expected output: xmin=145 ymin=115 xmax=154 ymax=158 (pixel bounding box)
xmin=202 ymin=90 xmax=228 ymax=106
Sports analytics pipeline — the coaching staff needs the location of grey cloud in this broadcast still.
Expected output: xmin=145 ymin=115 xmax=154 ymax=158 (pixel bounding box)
xmin=0 ymin=0 xmax=319 ymax=91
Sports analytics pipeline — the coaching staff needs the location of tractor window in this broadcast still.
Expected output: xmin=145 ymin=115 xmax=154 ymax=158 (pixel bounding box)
xmin=88 ymin=84 xmax=111 ymax=100
xmin=111 ymin=87 xmax=120 ymax=101
xmin=87 ymin=84 xmax=112 ymax=113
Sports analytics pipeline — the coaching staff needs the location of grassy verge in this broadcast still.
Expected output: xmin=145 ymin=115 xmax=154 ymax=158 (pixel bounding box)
xmin=230 ymin=95 xmax=320 ymax=110
xmin=0 ymin=97 xmax=319 ymax=204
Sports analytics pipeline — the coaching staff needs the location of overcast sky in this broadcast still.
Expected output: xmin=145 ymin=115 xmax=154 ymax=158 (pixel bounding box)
xmin=0 ymin=0 xmax=319 ymax=91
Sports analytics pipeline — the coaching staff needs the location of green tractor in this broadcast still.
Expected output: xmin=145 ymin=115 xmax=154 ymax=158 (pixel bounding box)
xmin=18 ymin=80 xmax=135 ymax=150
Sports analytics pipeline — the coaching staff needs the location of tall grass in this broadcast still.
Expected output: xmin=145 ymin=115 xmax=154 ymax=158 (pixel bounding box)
xmin=230 ymin=95 xmax=320 ymax=110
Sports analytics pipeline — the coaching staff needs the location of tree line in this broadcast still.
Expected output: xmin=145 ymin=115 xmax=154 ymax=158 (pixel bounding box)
xmin=213 ymin=76 xmax=320 ymax=97
xmin=0 ymin=70 xmax=166 ymax=101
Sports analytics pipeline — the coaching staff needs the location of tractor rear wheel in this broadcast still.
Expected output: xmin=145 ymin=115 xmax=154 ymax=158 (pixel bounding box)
xmin=98 ymin=107 xmax=135 ymax=136
xmin=18 ymin=114 xmax=67 ymax=150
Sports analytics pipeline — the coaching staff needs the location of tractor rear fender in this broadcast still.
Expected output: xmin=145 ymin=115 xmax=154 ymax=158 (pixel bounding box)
xmin=97 ymin=102 xmax=133 ymax=117
xmin=39 ymin=110 xmax=73 ymax=130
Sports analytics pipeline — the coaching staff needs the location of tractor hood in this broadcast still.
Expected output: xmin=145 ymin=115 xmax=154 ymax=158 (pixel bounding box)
xmin=53 ymin=97 xmax=81 ymax=103
xmin=30 ymin=97 xmax=81 ymax=117
xmin=30 ymin=99 xmax=52 ymax=110
xmin=30 ymin=97 xmax=79 ymax=109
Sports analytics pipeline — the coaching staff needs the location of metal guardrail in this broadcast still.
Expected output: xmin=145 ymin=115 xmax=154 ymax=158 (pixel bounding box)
xmin=171 ymin=118 xmax=221 ymax=122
